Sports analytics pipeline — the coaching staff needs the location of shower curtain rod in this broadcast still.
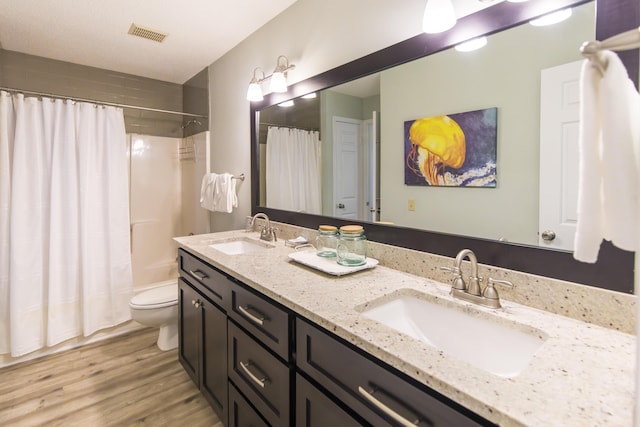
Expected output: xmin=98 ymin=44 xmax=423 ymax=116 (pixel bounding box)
xmin=0 ymin=86 xmax=208 ymax=119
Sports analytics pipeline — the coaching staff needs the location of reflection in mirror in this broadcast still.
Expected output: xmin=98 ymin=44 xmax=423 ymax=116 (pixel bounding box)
xmin=252 ymin=0 xmax=638 ymax=293
xmin=258 ymin=1 xmax=594 ymax=249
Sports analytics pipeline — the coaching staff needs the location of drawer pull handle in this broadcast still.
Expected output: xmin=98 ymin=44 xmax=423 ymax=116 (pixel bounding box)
xmin=189 ymin=269 xmax=208 ymax=281
xmin=358 ymin=386 xmax=430 ymax=427
xmin=239 ymin=361 xmax=268 ymax=388
xmin=238 ymin=305 xmax=266 ymax=326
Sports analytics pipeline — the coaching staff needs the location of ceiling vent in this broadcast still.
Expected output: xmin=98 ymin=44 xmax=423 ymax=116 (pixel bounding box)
xmin=128 ymin=23 xmax=168 ymax=43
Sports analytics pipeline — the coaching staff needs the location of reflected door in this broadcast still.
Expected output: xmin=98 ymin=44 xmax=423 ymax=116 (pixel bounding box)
xmin=538 ymin=60 xmax=582 ymax=250
xmin=333 ymin=117 xmax=361 ymax=219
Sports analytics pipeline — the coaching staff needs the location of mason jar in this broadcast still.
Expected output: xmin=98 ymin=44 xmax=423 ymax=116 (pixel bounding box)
xmin=336 ymin=225 xmax=367 ymax=266
xmin=316 ymin=225 xmax=338 ymax=257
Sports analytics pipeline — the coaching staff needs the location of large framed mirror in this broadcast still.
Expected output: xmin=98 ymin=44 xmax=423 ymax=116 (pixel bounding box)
xmin=251 ymin=0 xmax=639 ymax=293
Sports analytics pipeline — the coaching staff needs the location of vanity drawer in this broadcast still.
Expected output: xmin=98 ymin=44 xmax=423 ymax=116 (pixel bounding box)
xmin=296 ymin=318 xmax=491 ymax=427
xmin=228 ymin=282 xmax=290 ymax=360
xmin=178 ymin=248 xmax=231 ymax=307
xmin=296 ymin=373 xmax=363 ymax=427
xmin=228 ymin=321 xmax=290 ymax=427
xmin=228 ymin=382 xmax=269 ymax=427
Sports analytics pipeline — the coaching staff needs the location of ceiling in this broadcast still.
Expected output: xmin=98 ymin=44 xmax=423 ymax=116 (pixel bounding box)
xmin=0 ymin=0 xmax=299 ymax=84
xmin=0 ymin=0 xmax=499 ymax=85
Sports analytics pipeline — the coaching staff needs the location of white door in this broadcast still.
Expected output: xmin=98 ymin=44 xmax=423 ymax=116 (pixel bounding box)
xmin=363 ymin=111 xmax=378 ymax=222
xmin=538 ymin=60 xmax=583 ymax=250
xmin=333 ymin=117 xmax=361 ymax=219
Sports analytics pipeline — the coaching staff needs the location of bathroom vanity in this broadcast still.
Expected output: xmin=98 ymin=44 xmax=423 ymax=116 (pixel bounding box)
xmin=175 ymin=229 xmax=635 ymax=427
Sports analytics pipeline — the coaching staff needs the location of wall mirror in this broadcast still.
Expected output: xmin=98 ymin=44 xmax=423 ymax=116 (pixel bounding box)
xmin=251 ymin=0 xmax=638 ymax=293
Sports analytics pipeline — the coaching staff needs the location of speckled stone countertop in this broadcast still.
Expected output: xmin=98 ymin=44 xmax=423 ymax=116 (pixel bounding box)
xmin=175 ymin=230 xmax=635 ymax=427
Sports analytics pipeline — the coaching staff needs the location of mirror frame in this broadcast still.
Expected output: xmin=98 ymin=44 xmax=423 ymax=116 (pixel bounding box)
xmin=251 ymin=0 xmax=640 ymax=293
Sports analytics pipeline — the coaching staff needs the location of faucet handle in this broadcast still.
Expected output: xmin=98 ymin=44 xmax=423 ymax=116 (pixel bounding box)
xmin=483 ymin=278 xmax=514 ymax=300
xmin=440 ymin=266 xmax=465 ymax=290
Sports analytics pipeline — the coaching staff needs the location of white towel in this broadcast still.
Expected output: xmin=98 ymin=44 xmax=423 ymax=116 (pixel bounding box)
xmin=200 ymin=172 xmax=238 ymax=213
xmin=574 ymin=51 xmax=640 ymax=262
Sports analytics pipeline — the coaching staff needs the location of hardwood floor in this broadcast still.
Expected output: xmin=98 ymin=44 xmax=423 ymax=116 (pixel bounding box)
xmin=0 ymin=328 xmax=223 ymax=427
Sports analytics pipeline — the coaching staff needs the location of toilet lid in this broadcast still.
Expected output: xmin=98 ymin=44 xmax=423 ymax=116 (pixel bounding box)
xmin=130 ymin=283 xmax=178 ymax=308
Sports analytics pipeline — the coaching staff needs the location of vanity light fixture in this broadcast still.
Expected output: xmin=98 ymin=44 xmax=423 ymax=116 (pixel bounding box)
xmin=422 ymin=0 xmax=457 ymax=34
xmin=246 ymin=68 xmax=266 ymax=102
xmin=455 ymin=36 xmax=487 ymax=52
xmin=301 ymin=93 xmax=317 ymax=99
xmin=278 ymin=100 xmax=295 ymax=107
xmin=506 ymin=0 xmax=529 ymax=3
xmin=246 ymin=55 xmax=296 ymax=102
xmin=530 ymin=8 xmax=572 ymax=27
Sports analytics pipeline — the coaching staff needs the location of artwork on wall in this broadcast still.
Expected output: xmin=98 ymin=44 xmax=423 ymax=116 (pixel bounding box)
xmin=404 ymin=107 xmax=497 ymax=187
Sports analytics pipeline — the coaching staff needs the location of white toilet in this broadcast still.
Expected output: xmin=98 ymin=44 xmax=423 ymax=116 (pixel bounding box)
xmin=129 ymin=280 xmax=179 ymax=351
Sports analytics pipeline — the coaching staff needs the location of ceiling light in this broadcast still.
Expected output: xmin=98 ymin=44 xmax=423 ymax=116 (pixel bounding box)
xmin=422 ymin=0 xmax=457 ymax=34
xmin=530 ymin=8 xmax=572 ymax=27
xmin=455 ymin=36 xmax=487 ymax=52
xmin=278 ymin=100 xmax=295 ymax=107
xmin=246 ymin=55 xmax=296 ymax=102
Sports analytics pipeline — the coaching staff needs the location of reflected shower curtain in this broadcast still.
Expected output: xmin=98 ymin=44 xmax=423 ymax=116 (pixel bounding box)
xmin=0 ymin=91 xmax=133 ymax=357
xmin=265 ymin=127 xmax=321 ymax=214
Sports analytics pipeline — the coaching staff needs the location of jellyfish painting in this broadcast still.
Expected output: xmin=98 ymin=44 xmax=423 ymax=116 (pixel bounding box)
xmin=407 ymin=116 xmax=466 ymax=186
xmin=404 ymin=108 xmax=497 ymax=187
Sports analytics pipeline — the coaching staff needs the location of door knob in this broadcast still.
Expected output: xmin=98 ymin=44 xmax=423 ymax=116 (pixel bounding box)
xmin=336 ymin=203 xmax=345 ymax=209
xmin=541 ymin=230 xmax=556 ymax=241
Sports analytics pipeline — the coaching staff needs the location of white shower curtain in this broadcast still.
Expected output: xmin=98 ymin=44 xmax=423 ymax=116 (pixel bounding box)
xmin=266 ymin=126 xmax=321 ymax=214
xmin=0 ymin=91 xmax=133 ymax=357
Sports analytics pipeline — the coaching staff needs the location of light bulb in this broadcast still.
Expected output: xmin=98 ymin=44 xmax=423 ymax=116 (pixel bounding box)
xmin=422 ymin=0 xmax=457 ymax=34
xmin=269 ymin=72 xmax=288 ymax=93
xmin=246 ymin=82 xmax=263 ymax=102
xmin=530 ymin=8 xmax=572 ymax=27
xmin=455 ymin=36 xmax=487 ymax=52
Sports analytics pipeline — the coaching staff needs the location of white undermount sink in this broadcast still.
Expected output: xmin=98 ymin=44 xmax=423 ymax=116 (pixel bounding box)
xmin=360 ymin=294 xmax=546 ymax=378
xmin=208 ymin=237 xmax=274 ymax=255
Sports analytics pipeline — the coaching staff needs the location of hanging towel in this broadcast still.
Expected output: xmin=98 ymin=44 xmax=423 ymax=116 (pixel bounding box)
xmin=574 ymin=51 xmax=640 ymax=262
xmin=200 ymin=172 xmax=238 ymax=213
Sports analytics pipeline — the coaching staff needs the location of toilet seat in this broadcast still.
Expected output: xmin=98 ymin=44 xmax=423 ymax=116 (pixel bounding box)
xmin=130 ymin=283 xmax=178 ymax=309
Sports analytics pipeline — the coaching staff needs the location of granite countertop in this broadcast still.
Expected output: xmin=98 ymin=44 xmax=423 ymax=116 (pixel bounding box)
xmin=175 ymin=231 xmax=635 ymax=427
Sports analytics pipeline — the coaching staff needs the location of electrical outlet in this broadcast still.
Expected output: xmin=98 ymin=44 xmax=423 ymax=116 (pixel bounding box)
xmin=408 ymin=199 xmax=416 ymax=211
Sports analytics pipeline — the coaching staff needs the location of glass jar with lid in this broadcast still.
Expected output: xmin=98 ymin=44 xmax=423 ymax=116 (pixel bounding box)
xmin=336 ymin=225 xmax=367 ymax=266
xmin=316 ymin=225 xmax=338 ymax=257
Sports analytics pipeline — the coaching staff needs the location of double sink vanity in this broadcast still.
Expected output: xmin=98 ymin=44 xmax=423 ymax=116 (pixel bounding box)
xmin=174 ymin=224 xmax=635 ymax=426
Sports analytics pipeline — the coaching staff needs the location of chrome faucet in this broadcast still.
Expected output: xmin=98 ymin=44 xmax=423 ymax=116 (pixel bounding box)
xmin=249 ymin=213 xmax=277 ymax=242
xmin=441 ymin=249 xmax=513 ymax=309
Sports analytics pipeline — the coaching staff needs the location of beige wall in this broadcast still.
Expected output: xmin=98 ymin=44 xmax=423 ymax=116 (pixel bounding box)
xmin=207 ymin=0 xmax=428 ymax=231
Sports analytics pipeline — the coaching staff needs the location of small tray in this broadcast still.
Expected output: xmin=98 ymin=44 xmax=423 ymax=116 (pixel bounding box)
xmin=288 ymin=250 xmax=378 ymax=276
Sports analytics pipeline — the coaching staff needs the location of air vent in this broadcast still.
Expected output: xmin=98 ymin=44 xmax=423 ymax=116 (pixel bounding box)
xmin=128 ymin=23 xmax=168 ymax=43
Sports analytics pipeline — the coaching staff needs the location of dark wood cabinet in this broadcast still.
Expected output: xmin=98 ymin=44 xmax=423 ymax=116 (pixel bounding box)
xmin=178 ymin=278 xmax=228 ymax=424
xmin=228 ymin=281 xmax=290 ymax=361
xmin=296 ymin=318 xmax=492 ymax=427
xmin=228 ymin=321 xmax=291 ymax=427
xmin=295 ymin=373 xmax=362 ymax=427
xmin=178 ymin=248 xmax=492 ymax=427
xmin=228 ymin=383 xmax=270 ymax=427
xmin=178 ymin=250 xmax=234 ymax=426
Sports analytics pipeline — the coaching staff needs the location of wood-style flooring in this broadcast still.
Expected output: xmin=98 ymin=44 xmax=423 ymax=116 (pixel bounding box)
xmin=0 ymin=328 xmax=223 ymax=427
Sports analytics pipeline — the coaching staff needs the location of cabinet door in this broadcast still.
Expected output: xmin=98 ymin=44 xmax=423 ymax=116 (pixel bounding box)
xmin=201 ymin=297 xmax=228 ymax=426
xmin=228 ymin=383 xmax=270 ymax=427
xmin=296 ymin=374 xmax=362 ymax=427
xmin=178 ymin=278 xmax=200 ymax=386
